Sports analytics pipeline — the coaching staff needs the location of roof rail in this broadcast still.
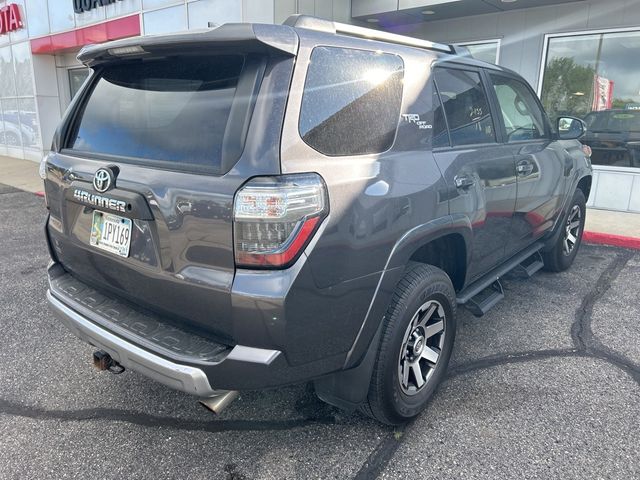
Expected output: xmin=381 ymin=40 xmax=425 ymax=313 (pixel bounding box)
xmin=283 ymin=14 xmax=454 ymax=54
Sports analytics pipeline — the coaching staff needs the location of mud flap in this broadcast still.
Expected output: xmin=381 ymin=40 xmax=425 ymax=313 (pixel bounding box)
xmin=313 ymin=320 xmax=383 ymax=412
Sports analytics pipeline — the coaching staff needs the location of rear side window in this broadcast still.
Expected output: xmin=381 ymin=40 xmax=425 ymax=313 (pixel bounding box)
xmin=432 ymin=82 xmax=450 ymax=148
xmin=299 ymin=47 xmax=404 ymax=156
xmin=68 ymin=55 xmax=246 ymax=172
xmin=434 ymin=68 xmax=495 ymax=146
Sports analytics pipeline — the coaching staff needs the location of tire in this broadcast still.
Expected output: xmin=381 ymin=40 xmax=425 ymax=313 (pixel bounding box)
xmin=542 ymin=188 xmax=586 ymax=273
xmin=3 ymin=132 xmax=20 ymax=146
xmin=360 ymin=263 xmax=456 ymax=425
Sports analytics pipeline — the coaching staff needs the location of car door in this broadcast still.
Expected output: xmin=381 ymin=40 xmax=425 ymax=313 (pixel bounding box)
xmin=432 ymin=66 xmax=517 ymax=281
xmin=487 ymin=72 xmax=570 ymax=256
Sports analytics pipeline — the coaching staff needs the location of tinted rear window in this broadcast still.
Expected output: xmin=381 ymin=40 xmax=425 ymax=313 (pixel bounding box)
xmin=434 ymin=68 xmax=496 ymax=146
xmin=299 ymin=47 xmax=404 ymax=156
xmin=584 ymin=111 xmax=640 ymax=132
xmin=69 ymin=55 xmax=245 ymax=172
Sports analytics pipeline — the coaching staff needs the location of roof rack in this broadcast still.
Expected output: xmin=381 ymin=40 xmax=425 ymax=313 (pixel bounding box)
xmin=283 ymin=14 xmax=454 ymax=54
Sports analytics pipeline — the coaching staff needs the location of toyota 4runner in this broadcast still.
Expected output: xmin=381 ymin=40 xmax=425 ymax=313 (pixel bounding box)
xmin=42 ymin=15 xmax=592 ymax=425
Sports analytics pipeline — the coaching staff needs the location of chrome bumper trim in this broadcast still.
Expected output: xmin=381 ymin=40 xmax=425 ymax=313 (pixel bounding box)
xmin=48 ymin=289 xmax=219 ymax=397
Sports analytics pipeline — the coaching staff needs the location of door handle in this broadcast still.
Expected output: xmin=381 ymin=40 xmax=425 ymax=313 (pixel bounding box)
xmin=454 ymin=174 xmax=475 ymax=190
xmin=516 ymin=159 xmax=534 ymax=176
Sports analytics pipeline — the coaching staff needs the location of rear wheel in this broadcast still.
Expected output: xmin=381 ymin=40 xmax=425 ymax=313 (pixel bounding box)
xmin=360 ymin=263 xmax=456 ymax=425
xmin=543 ymin=189 xmax=586 ymax=272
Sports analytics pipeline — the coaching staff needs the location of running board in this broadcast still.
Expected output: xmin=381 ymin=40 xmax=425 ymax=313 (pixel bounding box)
xmin=457 ymin=242 xmax=545 ymax=317
xmin=514 ymin=251 xmax=544 ymax=278
xmin=465 ymin=280 xmax=504 ymax=317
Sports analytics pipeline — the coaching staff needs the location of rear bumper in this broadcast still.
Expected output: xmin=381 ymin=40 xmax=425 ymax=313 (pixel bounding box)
xmin=48 ymin=290 xmax=220 ymax=397
xmin=46 ymin=265 xmax=287 ymax=397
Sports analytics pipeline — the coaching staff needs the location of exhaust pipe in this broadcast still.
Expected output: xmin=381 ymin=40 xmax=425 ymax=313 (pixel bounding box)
xmin=199 ymin=390 xmax=239 ymax=415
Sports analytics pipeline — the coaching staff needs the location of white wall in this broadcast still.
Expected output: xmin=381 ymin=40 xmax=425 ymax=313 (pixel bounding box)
xmin=275 ymin=0 xmax=352 ymax=24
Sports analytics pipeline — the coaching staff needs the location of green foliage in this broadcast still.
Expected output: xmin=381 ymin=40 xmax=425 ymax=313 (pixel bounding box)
xmin=541 ymin=57 xmax=595 ymax=121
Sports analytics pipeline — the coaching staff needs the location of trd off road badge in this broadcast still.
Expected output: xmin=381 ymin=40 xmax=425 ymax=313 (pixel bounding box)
xmin=401 ymin=114 xmax=432 ymax=130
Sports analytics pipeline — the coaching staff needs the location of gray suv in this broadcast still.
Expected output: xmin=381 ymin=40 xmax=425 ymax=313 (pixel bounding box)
xmin=42 ymin=16 xmax=592 ymax=425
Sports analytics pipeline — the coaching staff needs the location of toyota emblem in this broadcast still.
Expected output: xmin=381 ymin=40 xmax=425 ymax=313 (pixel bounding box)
xmin=93 ymin=168 xmax=114 ymax=193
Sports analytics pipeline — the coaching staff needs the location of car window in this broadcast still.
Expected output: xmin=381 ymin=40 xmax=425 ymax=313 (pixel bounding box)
xmin=585 ymin=111 xmax=640 ymax=132
xmin=432 ymin=81 xmax=450 ymax=148
xmin=490 ymin=74 xmax=547 ymax=142
xmin=68 ymin=55 xmax=246 ymax=172
xmin=433 ymin=68 xmax=496 ymax=147
xmin=299 ymin=47 xmax=404 ymax=156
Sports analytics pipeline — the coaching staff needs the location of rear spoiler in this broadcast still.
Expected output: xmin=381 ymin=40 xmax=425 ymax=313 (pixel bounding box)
xmin=77 ymin=23 xmax=298 ymax=67
xmin=284 ymin=14 xmax=454 ymax=54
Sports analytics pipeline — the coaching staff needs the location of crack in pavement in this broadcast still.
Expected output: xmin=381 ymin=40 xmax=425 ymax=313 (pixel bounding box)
xmin=351 ymin=248 xmax=639 ymax=479
xmin=353 ymin=428 xmax=407 ymax=480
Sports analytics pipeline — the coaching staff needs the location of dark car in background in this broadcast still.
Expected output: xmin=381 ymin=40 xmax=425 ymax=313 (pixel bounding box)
xmin=581 ymin=109 xmax=640 ymax=168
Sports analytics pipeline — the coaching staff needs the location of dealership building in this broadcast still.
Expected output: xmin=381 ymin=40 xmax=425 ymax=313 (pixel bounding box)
xmin=1 ymin=0 xmax=640 ymax=212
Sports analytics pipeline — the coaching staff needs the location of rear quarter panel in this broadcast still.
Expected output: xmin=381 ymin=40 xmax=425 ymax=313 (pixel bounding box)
xmin=278 ymin=31 xmax=452 ymax=365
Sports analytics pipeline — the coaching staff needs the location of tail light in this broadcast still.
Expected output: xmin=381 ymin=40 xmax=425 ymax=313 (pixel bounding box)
xmin=233 ymin=173 xmax=328 ymax=268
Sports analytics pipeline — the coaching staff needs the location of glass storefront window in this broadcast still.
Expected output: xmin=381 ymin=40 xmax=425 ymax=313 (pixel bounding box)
xmin=456 ymin=41 xmax=499 ymax=64
xmin=68 ymin=68 xmax=90 ymax=99
xmin=1 ymin=98 xmax=22 ymax=148
xmin=541 ymin=31 xmax=640 ymax=168
xmin=48 ymin=0 xmax=76 ymax=33
xmin=12 ymin=42 xmax=34 ymax=97
xmin=0 ymin=46 xmax=16 ymax=98
xmin=18 ymin=98 xmax=39 ymax=149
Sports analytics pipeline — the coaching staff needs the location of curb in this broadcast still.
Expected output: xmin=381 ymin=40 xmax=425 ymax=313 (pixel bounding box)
xmin=583 ymin=231 xmax=640 ymax=250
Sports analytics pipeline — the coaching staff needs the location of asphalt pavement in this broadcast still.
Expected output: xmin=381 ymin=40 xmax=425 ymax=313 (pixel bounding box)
xmin=0 ymin=184 xmax=638 ymax=479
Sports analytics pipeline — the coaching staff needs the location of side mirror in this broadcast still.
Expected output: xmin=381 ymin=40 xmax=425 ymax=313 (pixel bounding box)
xmin=557 ymin=116 xmax=586 ymax=140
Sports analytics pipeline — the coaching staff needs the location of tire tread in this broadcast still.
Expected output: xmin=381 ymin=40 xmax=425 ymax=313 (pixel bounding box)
xmin=360 ymin=262 xmax=456 ymax=424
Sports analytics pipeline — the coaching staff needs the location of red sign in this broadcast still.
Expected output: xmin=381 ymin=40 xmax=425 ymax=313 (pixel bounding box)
xmin=0 ymin=4 xmax=23 ymax=35
xmin=592 ymin=75 xmax=615 ymax=112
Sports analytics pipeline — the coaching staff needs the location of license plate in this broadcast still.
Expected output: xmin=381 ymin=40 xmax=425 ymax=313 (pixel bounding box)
xmin=90 ymin=211 xmax=132 ymax=258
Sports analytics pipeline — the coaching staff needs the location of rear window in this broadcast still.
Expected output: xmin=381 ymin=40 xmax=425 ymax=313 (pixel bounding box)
xmin=584 ymin=111 xmax=640 ymax=132
xmin=68 ymin=55 xmax=246 ymax=172
xmin=299 ymin=47 xmax=404 ymax=156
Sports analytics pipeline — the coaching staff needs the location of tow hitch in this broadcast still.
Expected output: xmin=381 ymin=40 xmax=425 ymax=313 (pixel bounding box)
xmin=92 ymin=350 xmax=125 ymax=374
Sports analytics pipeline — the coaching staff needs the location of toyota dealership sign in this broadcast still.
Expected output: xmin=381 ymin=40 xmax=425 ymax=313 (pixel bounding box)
xmin=0 ymin=3 xmax=23 ymax=35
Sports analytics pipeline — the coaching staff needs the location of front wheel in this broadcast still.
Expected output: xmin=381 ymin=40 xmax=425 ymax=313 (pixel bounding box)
xmin=543 ymin=188 xmax=586 ymax=272
xmin=360 ymin=264 xmax=456 ymax=425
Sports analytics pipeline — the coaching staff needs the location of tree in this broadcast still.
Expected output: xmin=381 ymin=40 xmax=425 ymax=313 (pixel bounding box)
xmin=541 ymin=57 xmax=595 ymax=121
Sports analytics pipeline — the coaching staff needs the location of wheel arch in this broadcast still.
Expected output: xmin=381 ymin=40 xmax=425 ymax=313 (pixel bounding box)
xmin=344 ymin=215 xmax=472 ymax=369
xmin=407 ymin=232 xmax=467 ymax=292
xmin=386 ymin=214 xmax=472 ymax=290
xmin=576 ymin=175 xmax=592 ymax=201
xmin=322 ymin=218 xmax=471 ymax=411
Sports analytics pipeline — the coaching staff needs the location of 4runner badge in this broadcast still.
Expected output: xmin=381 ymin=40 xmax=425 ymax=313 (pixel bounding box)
xmin=93 ymin=168 xmax=114 ymax=193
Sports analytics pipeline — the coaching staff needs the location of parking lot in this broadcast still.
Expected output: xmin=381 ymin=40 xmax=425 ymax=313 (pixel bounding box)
xmin=0 ymin=183 xmax=638 ymax=479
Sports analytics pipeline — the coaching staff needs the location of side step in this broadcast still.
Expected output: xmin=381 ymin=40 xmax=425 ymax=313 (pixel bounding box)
xmin=457 ymin=242 xmax=545 ymax=317
xmin=465 ymin=280 xmax=504 ymax=317
xmin=514 ymin=251 xmax=544 ymax=278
